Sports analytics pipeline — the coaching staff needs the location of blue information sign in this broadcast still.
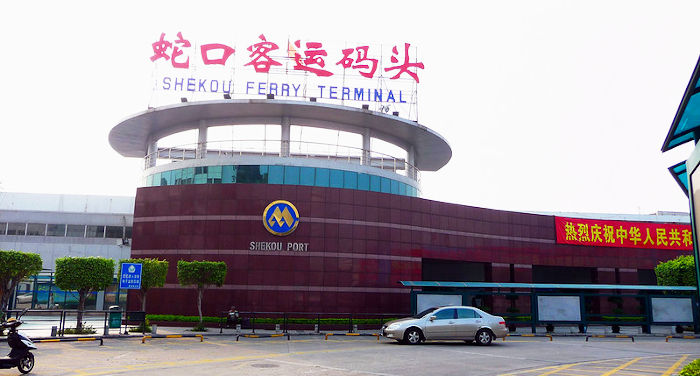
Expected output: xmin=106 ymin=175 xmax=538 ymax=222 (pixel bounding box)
xmin=120 ymin=263 xmax=142 ymax=289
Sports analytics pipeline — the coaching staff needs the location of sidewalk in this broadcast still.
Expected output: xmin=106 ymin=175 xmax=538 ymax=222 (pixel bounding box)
xmin=7 ymin=322 xmax=697 ymax=340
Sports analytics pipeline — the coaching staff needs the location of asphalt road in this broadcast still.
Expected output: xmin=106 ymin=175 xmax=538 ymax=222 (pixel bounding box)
xmin=3 ymin=335 xmax=700 ymax=376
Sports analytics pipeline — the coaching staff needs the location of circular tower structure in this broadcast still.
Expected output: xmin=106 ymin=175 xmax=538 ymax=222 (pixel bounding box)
xmin=109 ymin=99 xmax=451 ymax=314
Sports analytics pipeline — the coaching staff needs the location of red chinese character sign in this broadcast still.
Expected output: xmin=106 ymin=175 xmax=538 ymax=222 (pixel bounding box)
xmin=147 ymin=32 xmax=423 ymax=118
xmin=245 ymin=34 xmax=281 ymax=73
xmin=555 ymin=217 xmax=692 ymax=251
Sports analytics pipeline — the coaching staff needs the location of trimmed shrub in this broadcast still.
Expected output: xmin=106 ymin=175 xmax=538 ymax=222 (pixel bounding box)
xmin=680 ymin=359 xmax=700 ymax=376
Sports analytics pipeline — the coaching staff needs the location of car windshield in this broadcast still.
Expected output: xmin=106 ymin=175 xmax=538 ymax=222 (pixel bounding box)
xmin=413 ymin=307 xmax=438 ymax=318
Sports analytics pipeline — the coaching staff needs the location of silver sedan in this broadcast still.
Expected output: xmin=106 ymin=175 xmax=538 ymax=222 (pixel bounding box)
xmin=381 ymin=306 xmax=508 ymax=345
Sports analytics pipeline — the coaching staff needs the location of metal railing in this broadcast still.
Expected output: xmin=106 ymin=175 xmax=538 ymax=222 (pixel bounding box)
xmin=145 ymin=140 xmax=420 ymax=181
xmin=217 ymin=311 xmax=404 ymax=334
xmin=1 ymin=309 xmax=143 ymax=338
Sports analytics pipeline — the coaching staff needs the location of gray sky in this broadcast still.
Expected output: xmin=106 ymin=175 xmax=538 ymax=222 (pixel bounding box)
xmin=1 ymin=0 xmax=698 ymax=215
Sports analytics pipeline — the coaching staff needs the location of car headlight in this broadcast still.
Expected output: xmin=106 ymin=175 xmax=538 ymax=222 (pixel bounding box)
xmin=386 ymin=323 xmax=401 ymax=330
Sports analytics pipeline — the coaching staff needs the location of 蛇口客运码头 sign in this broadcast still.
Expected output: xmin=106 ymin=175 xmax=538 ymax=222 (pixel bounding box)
xmin=555 ymin=216 xmax=692 ymax=251
xmin=148 ymin=32 xmax=422 ymax=112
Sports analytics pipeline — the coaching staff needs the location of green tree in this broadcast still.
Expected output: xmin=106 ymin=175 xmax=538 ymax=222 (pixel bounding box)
xmin=55 ymin=257 xmax=115 ymax=329
xmin=655 ymin=255 xmax=696 ymax=287
xmin=120 ymin=258 xmax=169 ymax=311
xmin=0 ymin=250 xmax=43 ymax=314
xmin=177 ymin=260 xmax=227 ymax=325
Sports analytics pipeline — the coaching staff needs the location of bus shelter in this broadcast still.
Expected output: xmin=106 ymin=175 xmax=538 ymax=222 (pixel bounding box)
xmin=401 ymin=281 xmax=698 ymax=334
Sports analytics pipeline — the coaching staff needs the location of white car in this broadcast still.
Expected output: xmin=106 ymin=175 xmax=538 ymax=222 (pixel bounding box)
xmin=381 ymin=306 xmax=508 ymax=345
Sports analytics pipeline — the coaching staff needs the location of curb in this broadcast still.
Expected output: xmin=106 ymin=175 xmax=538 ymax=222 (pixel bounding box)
xmin=142 ymin=334 xmax=203 ymax=343
xmin=585 ymin=334 xmax=634 ymax=342
xmin=504 ymin=334 xmax=552 ymax=341
xmin=236 ymin=333 xmax=290 ymax=341
xmin=665 ymin=335 xmax=700 ymax=342
xmin=325 ymin=333 xmax=380 ymax=340
xmin=33 ymin=336 xmax=104 ymax=346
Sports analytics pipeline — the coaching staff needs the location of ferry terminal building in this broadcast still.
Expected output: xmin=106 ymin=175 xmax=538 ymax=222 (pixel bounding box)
xmin=109 ymin=99 xmax=692 ymax=316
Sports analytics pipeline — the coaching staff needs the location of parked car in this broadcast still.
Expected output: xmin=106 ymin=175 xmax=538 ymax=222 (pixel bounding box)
xmin=381 ymin=306 xmax=507 ymax=345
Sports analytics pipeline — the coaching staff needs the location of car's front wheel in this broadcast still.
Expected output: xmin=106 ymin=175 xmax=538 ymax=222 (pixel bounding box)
xmin=475 ymin=329 xmax=493 ymax=346
xmin=403 ymin=328 xmax=423 ymax=345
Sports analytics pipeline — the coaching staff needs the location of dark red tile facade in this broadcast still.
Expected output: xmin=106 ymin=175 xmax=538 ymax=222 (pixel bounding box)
xmin=130 ymin=184 xmax=689 ymax=316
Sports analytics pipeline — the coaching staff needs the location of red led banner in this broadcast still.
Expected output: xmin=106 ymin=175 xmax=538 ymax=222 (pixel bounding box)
xmin=555 ymin=217 xmax=692 ymax=251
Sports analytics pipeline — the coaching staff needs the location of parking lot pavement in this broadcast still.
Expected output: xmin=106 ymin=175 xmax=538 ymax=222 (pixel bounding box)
xmin=5 ymin=335 xmax=699 ymax=376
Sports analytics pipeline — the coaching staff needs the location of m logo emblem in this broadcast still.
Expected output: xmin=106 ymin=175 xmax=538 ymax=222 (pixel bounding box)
xmin=263 ymin=200 xmax=300 ymax=236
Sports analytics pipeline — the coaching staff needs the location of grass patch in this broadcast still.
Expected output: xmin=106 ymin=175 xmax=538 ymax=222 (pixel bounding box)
xmin=63 ymin=324 xmax=96 ymax=335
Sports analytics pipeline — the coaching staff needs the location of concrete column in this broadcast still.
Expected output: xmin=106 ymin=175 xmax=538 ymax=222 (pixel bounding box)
xmin=146 ymin=138 xmax=157 ymax=168
xmin=490 ymin=263 xmax=510 ymax=282
xmin=618 ymin=268 xmax=639 ymax=284
xmin=407 ymin=145 xmax=416 ymax=179
xmin=491 ymin=263 xmax=511 ymax=314
xmin=513 ymin=264 xmax=533 ymax=283
xmin=196 ymin=120 xmax=207 ymax=159
xmin=280 ymin=116 xmax=291 ymax=157
xmin=361 ymin=128 xmax=371 ymax=165
xmin=96 ymin=291 xmax=105 ymax=311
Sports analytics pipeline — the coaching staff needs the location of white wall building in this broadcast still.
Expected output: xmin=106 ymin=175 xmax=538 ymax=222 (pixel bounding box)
xmin=0 ymin=192 xmax=134 ymax=271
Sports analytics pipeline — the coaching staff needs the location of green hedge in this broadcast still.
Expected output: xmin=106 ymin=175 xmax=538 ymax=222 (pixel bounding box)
xmin=147 ymin=314 xmax=221 ymax=323
xmin=680 ymin=359 xmax=700 ymax=376
xmin=146 ymin=314 xmax=399 ymax=325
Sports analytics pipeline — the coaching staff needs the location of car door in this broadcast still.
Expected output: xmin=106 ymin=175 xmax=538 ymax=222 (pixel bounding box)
xmin=423 ymin=308 xmax=457 ymax=340
xmin=455 ymin=308 xmax=482 ymax=339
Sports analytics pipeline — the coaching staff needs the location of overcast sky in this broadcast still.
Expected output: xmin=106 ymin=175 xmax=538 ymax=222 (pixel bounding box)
xmin=1 ymin=1 xmax=698 ymax=216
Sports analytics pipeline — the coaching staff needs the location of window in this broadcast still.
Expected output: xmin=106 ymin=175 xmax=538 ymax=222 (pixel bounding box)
xmin=370 ymin=175 xmax=381 ymax=192
xmin=300 ymin=167 xmax=315 ymax=186
xmin=47 ymin=224 xmax=66 ymax=237
xmin=391 ymin=180 xmax=399 ymax=194
xmin=207 ymin=165 xmax=222 ymax=184
xmin=343 ymin=171 xmax=357 ymax=189
xmin=86 ymin=225 xmax=105 ymax=238
xmin=160 ymin=170 xmax=172 ymax=186
xmin=358 ymin=174 xmax=370 ymax=191
xmin=180 ymin=168 xmax=194 ymax=184
xmin=284 ymin=166 xmax=300 ymax=185
xmin=222 ymin=165 xmax=236 ymax=183
xmin=315 ymin=168 xmax=330 ymax=187
xmin=268 ymin=165 xmax=284 ymax=184
xmin=0 ymin=222 xmax=6 ymax=235
xmin=26 ymin=223 xmax=45 ymax=236
xmin=125 ymin=226 xmax=133 ymax=239
xmin=236 ymin=165 xmax=267 ymax=183
xmin=152 ymin=172 xmax=161 ymax=186
xmin=105 ymin=226 xmax=124 ymax=239
xmin=380 ymin=177 xmax=391 ymax=193
xmin=194 ymin=166 xmax=207 ymax=184
xmin=144 ymin=165 xmax=418 ymax=196
xmin=408 ymin=185 xmax=416 ymax=197
xmin=66 ymin=225 xmax=85 ymax=237
xmin=329 ymin=169 xmax=343 ymax=188
xmin=457 ymin=308 xmax=480 ymax=319
xmin=7 ymin=223 xmax=25 ymax=236
xmin=171 ymin=169 xmax=182 ymax=185
xmin=434 ymin=308 xmax=456 ymax=320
